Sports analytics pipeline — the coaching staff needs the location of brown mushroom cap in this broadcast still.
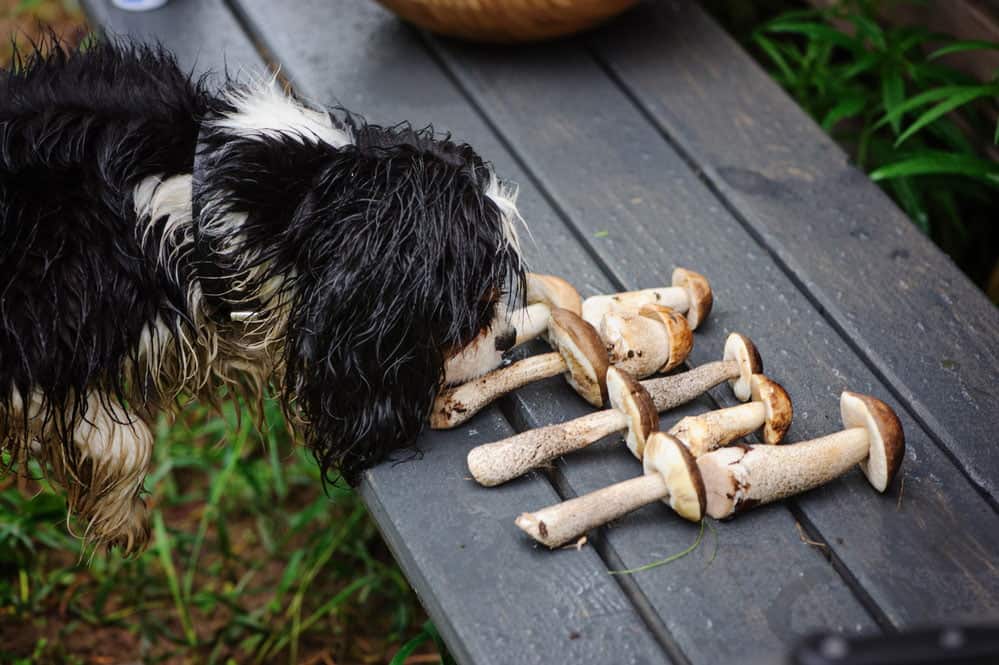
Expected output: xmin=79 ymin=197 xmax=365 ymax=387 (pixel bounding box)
xmin=750 ymin=375 xmax=793 ymax=445
xmin=672 ymin=268 xmax=713 ymax=330
xmin=526 ymin=273 xmax=582 ymax=316
xmin=723 ymin=333 xmax=763 ymax=401
xmin=639 ymin=304 xmax=694 ymax=372
xmin=607 ymin=367 xmax=659 ymax=458
xmin=840 ymin=392 xmax=905 ymax=492
xmin=643 ymin=433 xmax=706 ymax=522
xmin=548 ymin=308 xmax=611 ymax=407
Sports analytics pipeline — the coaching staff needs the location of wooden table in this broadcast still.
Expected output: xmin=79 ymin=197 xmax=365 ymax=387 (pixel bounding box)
xmin=79 ymin=2 xmax=999 ymax=663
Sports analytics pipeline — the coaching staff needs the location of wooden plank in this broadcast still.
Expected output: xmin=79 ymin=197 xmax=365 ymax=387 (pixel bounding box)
xmin=227 ymin=1 xmax=882 ymax=663
xmin=75 ymin=4 xmax=670 ymax=664
xmin=591 ymin=1 xmax=999 ymax=504
xmin=426 ymin=28 xmax=999 ymax=633
xmin=79 ymin=0 xmax=260 ymax=74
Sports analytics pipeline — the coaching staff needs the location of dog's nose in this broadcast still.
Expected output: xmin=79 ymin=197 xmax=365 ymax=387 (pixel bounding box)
xmin=494 ymin=326 xmax=517 ymax=352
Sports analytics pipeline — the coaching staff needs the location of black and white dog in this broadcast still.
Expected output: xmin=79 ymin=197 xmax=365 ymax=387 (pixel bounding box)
xmin=1 ymin=41 xmax=526 ymax=553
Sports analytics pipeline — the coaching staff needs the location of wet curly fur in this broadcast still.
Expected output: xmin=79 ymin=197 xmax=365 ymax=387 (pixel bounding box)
xmin=0 ymin=40 xmax=525 ymax=553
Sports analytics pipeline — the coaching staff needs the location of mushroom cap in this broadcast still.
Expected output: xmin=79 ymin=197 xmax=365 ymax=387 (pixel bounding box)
xmin=606 ymin=366 xmax=659 ymax=458
xmin=639 ymin=305 xmax=694 ymax=372
xmin=671 ymin=267 xmax=713 ymax=330
xmin=526 ymin=273 xmax=582 ymax=316
xmin=723 ymin=333 xmax=763 ymax=401
xmin=840 ymin=391 xmax=905 ymax=492
xmin=599 ymin=310 xmax=670 ymax=379
xmin=548 ymin=308 xmax=611 ymax=407
xmin=750 ymin=374 xmax=793 ymax=445
xmin=643 ymin=433 xmax=706 ymax=522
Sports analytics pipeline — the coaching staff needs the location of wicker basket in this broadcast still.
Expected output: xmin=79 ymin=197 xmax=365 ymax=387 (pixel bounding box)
xmin=374 ymin=0 xmax=639 ymax=43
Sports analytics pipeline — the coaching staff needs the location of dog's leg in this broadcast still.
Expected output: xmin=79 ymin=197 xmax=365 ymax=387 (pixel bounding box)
xmin=63 ymin=393 xmax=155 ymax=555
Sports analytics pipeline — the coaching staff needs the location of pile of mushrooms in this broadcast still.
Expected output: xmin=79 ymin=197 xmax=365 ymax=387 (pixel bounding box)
xmin=434 ymin=267 xmax=906 ymax=550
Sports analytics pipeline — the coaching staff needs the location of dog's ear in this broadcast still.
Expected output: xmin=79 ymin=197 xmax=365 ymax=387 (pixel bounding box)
xmin=279 ymin=133 xmax=523 ymax=484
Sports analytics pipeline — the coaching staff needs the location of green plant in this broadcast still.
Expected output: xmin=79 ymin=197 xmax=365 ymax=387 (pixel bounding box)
xmin=713 ymin=0 xmax=999 ymax=300
xmin=0 ymin=397 xmax=439 ymax=664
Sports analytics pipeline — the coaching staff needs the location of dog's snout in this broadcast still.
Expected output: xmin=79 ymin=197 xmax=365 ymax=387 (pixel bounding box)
xmin=494 ymin=326 xmax=517 ymax=352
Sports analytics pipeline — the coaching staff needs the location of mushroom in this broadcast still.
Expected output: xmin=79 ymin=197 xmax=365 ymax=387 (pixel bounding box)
xmin=465 ymin=332 xmax=761 ymax=486
xmin=515 ymin=433 xmax=705 ymax=549
xmin=697 ymin=391 xmax=905 ymax=519
xmin=432 ymin=307 xmax=694 ymax=429
xmin=510 ymin=273 xmax=582 ymax=346
xmin=668 ymin=374 xmax=792 ymax=456
xmin=601 ymin=305 xmax=693 ymax=376
xmin=582 ymin=267 xmax=713 ymax=331
xmin=442 ymin=273 xmax=579 ymax=385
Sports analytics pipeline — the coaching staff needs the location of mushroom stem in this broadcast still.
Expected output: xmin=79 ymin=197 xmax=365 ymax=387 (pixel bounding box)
xmin=699 ymin=428 xmax=868 ymax=519
xmin=431 ymin=353 xmax=566 ymax=429
xmin=510 ymin=303 xmax=552 ymax=347
xmin=515 ymin=474 xmax=667 ymax=549
xmin=643 ymin=360 xmax=738 ymax=411
xmin=669 ymin=401 xmax=764 ymax=457
xmin=467 ymin=409 xmax=628 ymax=487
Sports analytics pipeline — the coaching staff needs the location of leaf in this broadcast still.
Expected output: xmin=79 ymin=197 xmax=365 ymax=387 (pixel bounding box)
xmin=763 ymin=21 xmax=861 ymax=52
xmin=869 ymin=153 xmax=999 ymax=183
xmin=822 ymin=96 xmax=867 ymax=131
xmin=390 ymin=623 xmax=436 ymax=665
xmin=930 ymin=40 xmax=999 ymax=60
xmin=593 ymin=230 xmax=609 ymax=238
xmin=753 ymin=34 xmax=795 ymax=82
xmin=881 ymin=67 xmax=906 ymax=135
xmin=896 ymin=86 xmax=999 ymax=147
xmin=874 ymin=84 xmax=998 ymax=132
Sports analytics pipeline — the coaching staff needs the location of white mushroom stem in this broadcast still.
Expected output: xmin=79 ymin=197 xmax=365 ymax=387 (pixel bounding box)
xmin=699 ymin=428 xmax=868 ymax=519
xmin=510 ymin=303 xmax=551 ymax=347
xmin=644 ymin=360 xmax=740 ymax=411
xmin=466 ymin=360 xmax=737 ymax=486
xmin=669 ymin=401 xmax=765 ymax=457
xmin=515 ymin=474 xmax=667 ymax=549
xmin=468 ymin=408 xmax=626 ymax=486
xmin=582 ymin=287 xmax=689 ymax=327
xmin=431 ymin=353 xmax=566 ymax=429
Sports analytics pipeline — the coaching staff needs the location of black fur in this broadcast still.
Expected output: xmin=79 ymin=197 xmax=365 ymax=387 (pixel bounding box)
xmin=1 ymin=37 xmax=524 ymax=542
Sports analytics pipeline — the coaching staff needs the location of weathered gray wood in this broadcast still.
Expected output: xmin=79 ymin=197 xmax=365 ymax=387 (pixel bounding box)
xmin=79 ymin=0 xmax=259 ymax=75
xmin=76 ymin=4 xmax=671 ymax=664
xmin=592 ymin=0 xmax=999 ymax=504
xmin=429 ymin=31 xmax=999 ymax=633
xmin=360 ymin=408 xmax=670 ymax=665
xmin=228 ymin=1 xmax=883 ymax=662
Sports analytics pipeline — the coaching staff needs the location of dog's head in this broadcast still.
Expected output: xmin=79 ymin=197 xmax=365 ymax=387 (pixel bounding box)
xmin=197 ymin=89 xmax=525 ymax=483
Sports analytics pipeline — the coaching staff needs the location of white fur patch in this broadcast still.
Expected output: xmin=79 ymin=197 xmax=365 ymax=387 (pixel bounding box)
xmin=214 ymin=76 xmax=352 ymax=148
xmin=485 ymin=171 xmax=527 ymax=261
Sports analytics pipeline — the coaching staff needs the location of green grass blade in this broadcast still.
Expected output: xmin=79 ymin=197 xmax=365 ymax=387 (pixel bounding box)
xmin=822 ymin=95 xmax=867 ymax=131
xmin=762 ymin=21 xmax=861 ymax=53
xmin=874 ymin=85 xmax=997 ymax=132
xmin=153 ymin=512 xmax=198 ymax=647
xmin=609 ymin=520 xmax=706 ymax=575
xmin=895 ymin=87 xmax=999 ymax=147
xmin=390 ymin=622 xmax=436 ymax=665
xmin=869 ymin=152 xmax=999 ymax=182
xmin=753 ymin=34 xmax=795 ymax=82
xmin=929 ymin=40 xmax=999 ymax=60
xmin=881 ymin=67 xmax=906 ymax=135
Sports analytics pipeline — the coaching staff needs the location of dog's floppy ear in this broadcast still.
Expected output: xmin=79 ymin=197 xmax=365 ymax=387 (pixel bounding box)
xmin=280 ymin=129 xmax=522 ymax=484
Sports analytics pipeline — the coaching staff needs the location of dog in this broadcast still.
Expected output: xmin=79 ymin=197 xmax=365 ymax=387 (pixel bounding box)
xmin=1 ymin=40 xmax=527 ymax=553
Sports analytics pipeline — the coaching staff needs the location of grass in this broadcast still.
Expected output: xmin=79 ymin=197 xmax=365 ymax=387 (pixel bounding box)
xmin=0 ymin=398 xmax=443 ymax=664
xmin=706 ymin=0 xmax=999 ymax=301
